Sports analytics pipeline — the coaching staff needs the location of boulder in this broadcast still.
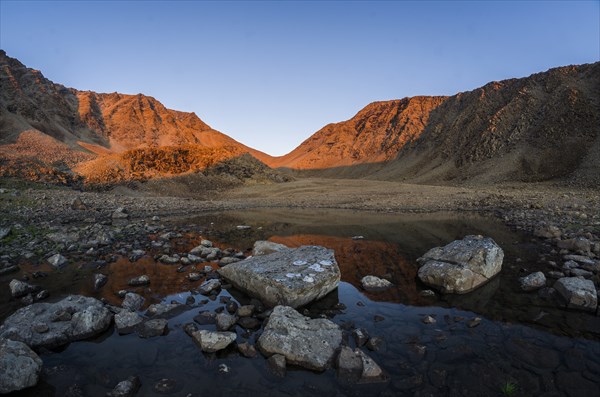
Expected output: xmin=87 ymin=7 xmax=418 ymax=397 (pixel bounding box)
xmin=218 ymin=245 xmax=340 ymax=308
xmin=252 ymin=240 xmax=290 ymax=256
xmin=360 ymin=275 xmax=393 ymax=291
xmin=417 ymin=235 xmax=504 ymax=294
xmin=216 ymin=313 xmax=237 ymax=331
xmin=192 ymin=330 xmax=236 ymax=353
xmin=553 ymin=277 xmax=597 ymax=311
xmin=519 ymin=272 xmax=546 ymax=291
xmin=0 ymin=295 xmax=112 ymax=349
xmin=257 ymin=305 xmax=342 ymax=371
xmin=0 ymin=339 xmax=43 ymax=393
xmin=9 ymin=279 xmax=39 ymax=298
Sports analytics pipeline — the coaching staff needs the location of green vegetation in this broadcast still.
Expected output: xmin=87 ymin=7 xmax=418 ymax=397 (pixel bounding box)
xmin=500 ymin=381 xmax=518 ymax=396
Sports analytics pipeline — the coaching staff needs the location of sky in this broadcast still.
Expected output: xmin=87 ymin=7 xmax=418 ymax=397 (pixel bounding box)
xmin=1 ymin=1 xmax=599 ymax=156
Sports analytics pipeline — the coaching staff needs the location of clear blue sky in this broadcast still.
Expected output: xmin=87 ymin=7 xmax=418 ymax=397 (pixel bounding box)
xmin=1 ymin=1 xmax=599 ymax=156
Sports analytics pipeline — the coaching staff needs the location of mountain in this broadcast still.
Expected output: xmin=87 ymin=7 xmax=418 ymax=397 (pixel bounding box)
xmin=0 ymin=50 xmax=273 ymax=184
xmin=267 ymin=62 xmax=600 ymax=185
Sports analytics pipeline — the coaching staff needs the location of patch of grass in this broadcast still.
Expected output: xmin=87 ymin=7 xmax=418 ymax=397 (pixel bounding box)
xmin=500 ymin=381 xmax=518 ymax=396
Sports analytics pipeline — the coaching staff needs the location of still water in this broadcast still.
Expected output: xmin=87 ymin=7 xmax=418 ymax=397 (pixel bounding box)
xmin=2 ymin=209 xmax=599 ymax=396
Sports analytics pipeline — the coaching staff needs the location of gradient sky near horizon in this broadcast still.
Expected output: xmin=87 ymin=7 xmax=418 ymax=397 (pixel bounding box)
xmin=1 ymin=1 xmax=599 ymax=156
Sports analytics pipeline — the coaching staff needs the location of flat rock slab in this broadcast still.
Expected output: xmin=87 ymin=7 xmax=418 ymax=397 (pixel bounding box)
xmin=417 ymin=235 xmax=504 ymax=294
xmin=257 ymin=305 xmax=342 ymax=371
xmin=0 ymin=295 xmax=112 ymax=349
xmin=554 ymin=277 xmax=597 ymax=311
xmin=218 ymin=245 xmax=340 ymax=308
xmin=0 ymin=338 xmax=43 ymax=393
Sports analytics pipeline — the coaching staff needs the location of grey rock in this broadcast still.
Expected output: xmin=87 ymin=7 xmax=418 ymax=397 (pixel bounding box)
xmin=122 ymin=293 xmax=145 ymax=311
xmin=158 ymin=255 xmax=179 ymax=264
xmin=9 ymin=279 xmax=39 ymax=298
xmin=267 ymin=354 xmax=286 ymax=377
xmin=129 ymin=250 xmax=145 ymax=262
xmin=257 ymin=305 xmax=342 ymax=371
xmin=366 ymin=336 xmax=384 ymax=351
xmin=47 ymin=253 xmax=68 ymax=268
xmin=417 ymin=235 xmax=504 ymax=294
xmin=193 ymin=311 xmax=216 ymax=325
xmin=183 ymin=322 xmax=198 ymax=337
xmin=0 ymin=295 xmax=112 ymax=349
xmin=360 ymin=275 xmax=393 ymax=291
xmin=422 ymin=315 xmax=436 ymax=324
xmin=252 ymin=240 xmax=290 ymax=256
xmin=146 ymin=303 xmax=186 ymax=319
xmin=114 ymin=311 xmax=143 ymax=335
xmin=218 ymin=245 xmax=341 ymax=308
xmin=219 ymin=257 xmax=241 ymax=266
xmin=128 ymin=275 xmax=150 ymax=286
xmin=70 ymin=197 xmax=88 ymax=210
xmin=192 ymin=330 xmax=236 ymax=353
xmin=554 ymin=277 xmax=598 ymax=311
xmin=216 ymin=313 xmax=237 ymax=331
xmin=187 ymin=254 xmax=203 ymax=264
xmin=139 ymin=319 xmax=168 ymax=338
xmin=352 ymin=328 xmax=369 ymax=347
xmin=519 ymin=271 xmax=546 ymax=291
xmin=0 ymin=338 xmax=43 ymax=393
xmin=94 ymin=273 xmax=108 ymax=290
xmin=558 ymin=237 xmax=591 ymax=253
xmin=534 ymin=225 xmax=561 ymax=239
xmin=570 ymin=268 xmax=593 ymax=277
xmin=106 ymin=376 xmax=140 ymax=397
xmin=187 ymin=273 xmax=202 ymax=281
xmin=237 ymin=317 xmax=261 ymax=330
xmin=467 ymin=317 xmax=482 ymax=328
xmin=419 ymin=289 xmax=436 ymax=297
xmin=198 ymin=279 xmax=221 ymax=295
xmin=201 ymin=239 xmax=213 ymax=248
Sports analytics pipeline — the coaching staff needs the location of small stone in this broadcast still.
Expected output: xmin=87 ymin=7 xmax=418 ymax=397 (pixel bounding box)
xmin=352 ymin=328 xmax=370 ymax=347
xmin=422 ymin=315 xmax=436 ymax=324
xmin=35 ymin=290 xmax=49 ymax=301
xmin=192 ymin=330 xmax=237 ymax=353
xmin=419 ymin=289 xmax=436 ymax=297
xmin=193 ymin=311 xmax=216 ymax=325
xmin=9 ymin=279 xmax=38 ymax=298
xmin=153 ymin=378 xmax=176 ymax=394
xmin=183 ymin=322 xmax=198 ymax=336
xmin=187 ymin=273 xmax=202 ymax=281
xmin=93 ymin=274 xmax=108 ymax=290
xmin=216 ymin=313 xmax=237 ymax=331
xmin=47 ymin=254 xmax=68 ymax=268
xmin=267 ymin=354 xmax=286 ymax=377
xmin=519 ymin=271 xmax=546 ymax=291
xmin=237 ymin=317 xmax=261 ymax=330
xmin=198 ymin=279 xmax=221 ymax=295
xmin=226 ymin=301 xmax=238 ymax=314
xmin=185 ymin=296 xmax=195 ymax=305
xmin=356 ymin=349 xmax=386 ymax=383
xmin=218 ymin=363 xmax=230 ymax=374
xmin=70 ymin=197 xmax=88 ymax=210
xmin=111 ymin=207 xmax=129 ymax=220
xmin=128 ymin=275 xmax=150 ymax=286
xmin=336 ymin=346 xmax=363 ymax=381
xmin=360 ymin=275 xmax=393 ymax=291
xmin=114 ymin=311 xmax=144 ymax=335
xmin=129 ymin=250 xmax=146 ymax=262
xmin=366 ymin=336 xmax=384 ymax=351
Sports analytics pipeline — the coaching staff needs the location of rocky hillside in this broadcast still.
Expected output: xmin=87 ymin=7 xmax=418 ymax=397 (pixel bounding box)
xmin=269 ymin=63 xmax=600 ymax=186
xmin=267 ymin=96 xmax=447 ymax=169
xmin=0 ymin=50 xmax=273 ymax=185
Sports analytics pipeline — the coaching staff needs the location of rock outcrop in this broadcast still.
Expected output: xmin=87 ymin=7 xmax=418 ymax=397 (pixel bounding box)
xmin=257 ymin=305 xmax=342 ymax=371
xmin=218 ymin=245 xmax=340 ymax=308
xmin=417 ymin=235 xmax=504 ymax=294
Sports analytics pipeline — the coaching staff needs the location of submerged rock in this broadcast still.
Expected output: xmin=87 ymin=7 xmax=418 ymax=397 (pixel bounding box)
xmin=360 ymin=275 xmax=393 ymax=291
xmin=0 ymin=295 xmax=112 ymax=349
xmin=47 ymin=253 xmax=68 ymax=268
xmin=218 ymin=245 xmax=340 ymax=308
xmin=553 ymin=277 xmax=597 ymax=311
xmin=106 ymin=375 xmax=141 ymax=397
xmin=257 ymin=305 xmax=342 ymax=371
xmin=146 ymin=303 xmax=186 ymax=319
xmin=0 ymin=338 xmax=43 ymax=393
xmin=139 ymin=319 xmax=168 ymax=338
xmin=128 ymin=275 xmax=150 ymax=287
xmin=417 ymin=235 xmax=504 ymax=294
xmin=114 ymin=311 xmax=143 ymax=335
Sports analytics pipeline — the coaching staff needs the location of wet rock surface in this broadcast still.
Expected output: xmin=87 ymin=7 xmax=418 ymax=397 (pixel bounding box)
xmin=218 ymin=246 xmax=341 ymax=308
